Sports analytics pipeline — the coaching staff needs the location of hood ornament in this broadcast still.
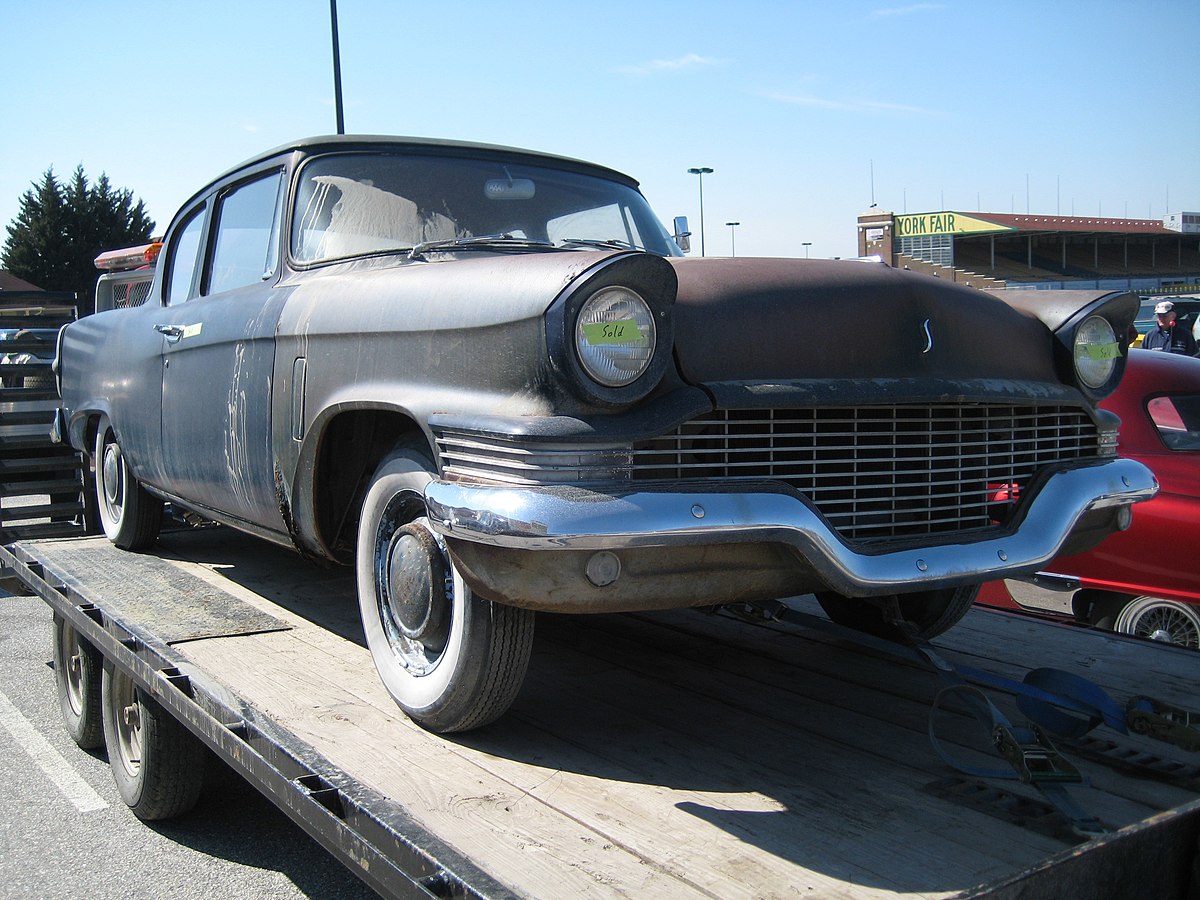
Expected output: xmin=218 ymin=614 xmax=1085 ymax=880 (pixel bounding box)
xmin=921 ymin=318 xmax=933 ymax=354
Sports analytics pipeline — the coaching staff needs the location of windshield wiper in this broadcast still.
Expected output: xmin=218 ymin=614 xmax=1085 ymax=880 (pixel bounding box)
xmin=408 ymin=233 xmax=555 ymax=260
xmin=557 ymin=238 xmax=638 ymax=251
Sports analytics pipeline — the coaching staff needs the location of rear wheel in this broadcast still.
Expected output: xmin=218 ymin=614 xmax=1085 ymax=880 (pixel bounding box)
xmin=356 ymin=450 xmax=535 ymax=733
xmin=94 ymin=420 xmax=162 ymax=550
xmin=53 ymin=614 xmax=103 ymax=749
xmin=1113 ymin=596 xmax=1200 ymax=648
xmin=101 ymin=658 xmax=207 ymax=820
xmin=816 ymin=585 xmax=980 ymax=641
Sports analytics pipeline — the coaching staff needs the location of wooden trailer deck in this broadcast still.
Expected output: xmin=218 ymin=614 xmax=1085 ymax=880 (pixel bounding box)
xmin=13 ymin=526 xmax=1200 ymax=898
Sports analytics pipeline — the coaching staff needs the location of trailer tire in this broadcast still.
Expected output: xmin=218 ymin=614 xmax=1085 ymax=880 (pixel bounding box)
xmin=95 ymin=419 xmax=162 ymax=551
xmin=816 ymin=585 xmax=980 ymax=641
xmin=53 ymin=614 xmax=104 ymax=749
xmin=101 ymin=658 xmax=206 ymax=820
xmin=356 ymin=450 xmax=534 ymax=733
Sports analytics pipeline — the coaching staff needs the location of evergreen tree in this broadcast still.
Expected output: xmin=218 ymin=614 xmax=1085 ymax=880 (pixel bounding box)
xmin=2 ymin=166 xmax=154 ymax=315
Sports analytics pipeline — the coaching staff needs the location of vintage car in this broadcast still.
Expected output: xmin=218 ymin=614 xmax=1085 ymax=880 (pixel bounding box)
xmin=56 ymin=135 xmax=1157 ymax=733
xmin=979 ymin=349 xmax=1200 ymax=648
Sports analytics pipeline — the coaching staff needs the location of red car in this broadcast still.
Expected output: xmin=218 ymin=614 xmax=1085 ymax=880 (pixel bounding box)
xmin=979 ymin=349 xmax=1200 ymax=648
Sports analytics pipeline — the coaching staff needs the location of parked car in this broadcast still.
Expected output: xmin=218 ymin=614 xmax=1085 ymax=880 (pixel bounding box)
xmin=55 ymin=135 xmax=1155 ymax=732
xmin=978 ymin=349 xmax=1200 ymax=648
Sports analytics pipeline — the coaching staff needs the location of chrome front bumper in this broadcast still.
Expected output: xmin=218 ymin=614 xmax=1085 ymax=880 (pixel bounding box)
xmin=424 ymin=458 xmax=1157 ymax=599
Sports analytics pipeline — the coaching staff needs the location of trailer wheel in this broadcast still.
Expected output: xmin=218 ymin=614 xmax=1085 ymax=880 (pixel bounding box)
xmin=356 ymin=450 xmax=534 ymax=733
xmin=101 ymin=658 xmax=206 ymax=820
xmin=1113 ymin=596 xmax=1200 ymax=649
xmin=53 ymin=614 xmax=104 ymax=749
xmin=95 ymin=419 xmax=162 ymax=551
xmin=816 ymin=585 xmax=980 ymax=641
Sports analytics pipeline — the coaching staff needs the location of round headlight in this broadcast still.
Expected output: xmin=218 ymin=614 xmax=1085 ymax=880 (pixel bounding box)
xmin=1073 ymin=315 xmax=1119 ymax=389
xmin=575 ymin=287 xmax=656 ymax=387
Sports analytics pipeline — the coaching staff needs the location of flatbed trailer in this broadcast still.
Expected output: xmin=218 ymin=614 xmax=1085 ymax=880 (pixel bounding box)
xmin=2 ymin=526 xmax=1198 ymax=899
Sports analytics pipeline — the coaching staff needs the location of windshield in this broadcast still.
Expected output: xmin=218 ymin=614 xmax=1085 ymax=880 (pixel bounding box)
xmin=291 ymin=151 xmax=681 ymax=264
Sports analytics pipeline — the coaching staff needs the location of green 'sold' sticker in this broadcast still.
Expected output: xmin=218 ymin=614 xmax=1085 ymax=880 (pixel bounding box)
xmin=582 ymin=319 xmax=641 ymax=345
xmin=1084 ymin=342 xmax=1120 ymax=361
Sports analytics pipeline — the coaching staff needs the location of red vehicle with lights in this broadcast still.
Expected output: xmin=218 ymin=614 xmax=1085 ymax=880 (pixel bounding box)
xmin=979 ymin=348 xmax=1200 ymax=648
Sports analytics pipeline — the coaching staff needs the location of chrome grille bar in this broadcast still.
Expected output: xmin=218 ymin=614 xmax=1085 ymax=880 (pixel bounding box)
xmin=435 ymin=403 xmax=1100 ymax=542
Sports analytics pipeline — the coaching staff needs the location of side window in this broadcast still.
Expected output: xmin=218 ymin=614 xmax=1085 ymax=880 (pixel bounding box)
xmin=1147 ymin=395 xmax=1200 ymax=450
xmin=165 ymin=209 xmax=205 ymax=306
xmin=207 ymin=171 xmax=284 ymax=295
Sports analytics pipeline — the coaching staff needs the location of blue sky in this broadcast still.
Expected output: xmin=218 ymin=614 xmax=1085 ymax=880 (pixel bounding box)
xmin=3 ymin=1 xmax=1197 ymax=261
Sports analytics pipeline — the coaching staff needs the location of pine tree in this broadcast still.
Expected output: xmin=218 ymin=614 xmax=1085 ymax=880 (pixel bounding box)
xmin=2 ymin=166 xmax=154 ymax=315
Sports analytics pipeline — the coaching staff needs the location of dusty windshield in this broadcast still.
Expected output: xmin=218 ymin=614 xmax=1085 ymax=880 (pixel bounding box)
xmin=291 ymin=151 xmax=681 ymax=263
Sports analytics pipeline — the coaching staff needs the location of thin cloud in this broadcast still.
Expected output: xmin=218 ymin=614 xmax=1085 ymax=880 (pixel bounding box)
xmin=764 ymin=91 xmax=938 ymax=116
xmin=870 ymin=3 xmax=944 ymax=17
xmin=616 ymin=53 xmax=721 ymax=76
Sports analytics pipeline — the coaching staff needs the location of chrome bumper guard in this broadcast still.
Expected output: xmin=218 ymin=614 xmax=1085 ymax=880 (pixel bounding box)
xmin=424 ymin=458 xmax=1157 ymax=596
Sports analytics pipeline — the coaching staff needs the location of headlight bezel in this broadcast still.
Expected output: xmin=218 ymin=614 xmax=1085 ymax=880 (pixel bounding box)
xmin=1053 ymin=291 xmax=1137 ymax=401
xmin=545 ymin=253 xmax=677 ymax=408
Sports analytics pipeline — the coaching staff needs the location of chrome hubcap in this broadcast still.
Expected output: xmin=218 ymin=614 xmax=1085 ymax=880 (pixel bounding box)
xmin=375 ymin=507 xmax=453 ymax=675
xmin=102 ymin=441 xmax=123 ymax=516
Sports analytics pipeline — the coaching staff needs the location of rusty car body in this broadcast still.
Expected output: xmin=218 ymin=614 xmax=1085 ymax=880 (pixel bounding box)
xmin=56 ymin=135 xmax=1156 ymax=731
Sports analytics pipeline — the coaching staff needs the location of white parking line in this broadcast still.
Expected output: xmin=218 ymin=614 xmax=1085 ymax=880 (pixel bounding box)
xmin=0 ymin=688 xmax=108 ymax=813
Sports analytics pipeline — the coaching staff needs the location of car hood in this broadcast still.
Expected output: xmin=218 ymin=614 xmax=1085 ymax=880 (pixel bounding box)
xmin=281 ymin=250 xmax=615 ymax=335
xmin=666 ymin=257 xmax=1059 ymax=388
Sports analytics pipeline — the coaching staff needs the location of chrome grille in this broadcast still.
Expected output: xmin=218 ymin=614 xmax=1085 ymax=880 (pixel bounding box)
xmin=436 ymin=432 xmax=634 ymax=485
xmin=630 ymin=406 xmax=1100 ymax=540
xmin=435 ymin=404 xmax=1101 ymax=543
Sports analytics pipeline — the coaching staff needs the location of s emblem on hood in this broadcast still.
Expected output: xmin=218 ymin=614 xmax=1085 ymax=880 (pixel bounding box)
xmin=921 ymin=318 xmax=933 ymax=354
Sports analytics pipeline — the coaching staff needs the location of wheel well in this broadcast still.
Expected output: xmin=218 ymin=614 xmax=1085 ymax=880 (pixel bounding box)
xmin=82 ymin=413 xmax=104 ymax=457
xmin=313 ymin=410 xmax=430 ymax=563
xmin=1072 ymin=588 xmax=1132 ymax=624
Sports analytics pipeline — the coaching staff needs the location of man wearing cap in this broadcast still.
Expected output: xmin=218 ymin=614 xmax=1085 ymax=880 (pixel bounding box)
xmin=1142 ymin=300 xmax=1197 ymax=356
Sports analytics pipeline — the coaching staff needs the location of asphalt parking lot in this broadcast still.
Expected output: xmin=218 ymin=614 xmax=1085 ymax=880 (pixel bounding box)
xmin=0 ymin=587 xmax=376 ymax=900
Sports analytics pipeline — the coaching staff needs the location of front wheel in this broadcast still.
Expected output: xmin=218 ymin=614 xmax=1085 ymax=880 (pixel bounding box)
xmin=94 ymin=420 xmax=162 ymax=550
xmin=356 ymin=451 xmax=535 ymax=733
xmin=101 ymin=659 xmax=207 ymax=820
xmin=816 ymin=585 xmax=980 ymax=641
xmin=1113 ymin=596 xmax=1200 ymax=648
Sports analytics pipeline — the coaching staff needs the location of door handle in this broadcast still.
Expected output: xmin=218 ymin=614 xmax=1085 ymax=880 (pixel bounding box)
xmin=155 ymin=324 xmax=184 ymax=341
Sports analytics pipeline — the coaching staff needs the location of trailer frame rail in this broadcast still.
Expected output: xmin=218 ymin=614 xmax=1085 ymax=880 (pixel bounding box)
xmin=0 ymin=540 xmax=514 ymax=900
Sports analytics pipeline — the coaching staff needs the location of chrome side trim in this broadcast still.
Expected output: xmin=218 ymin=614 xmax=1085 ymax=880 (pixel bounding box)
xmin=424 ymin=458 xmax=1157 ymax=597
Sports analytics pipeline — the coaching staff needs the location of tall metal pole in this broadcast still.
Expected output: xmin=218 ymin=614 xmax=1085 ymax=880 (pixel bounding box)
xmin=330 ymin=0 xmax=345 ymax=134
xmin=688 ymin=167 xmax=713 ymax=256
xmin=725 ymin=221 xmax=739 ymax=257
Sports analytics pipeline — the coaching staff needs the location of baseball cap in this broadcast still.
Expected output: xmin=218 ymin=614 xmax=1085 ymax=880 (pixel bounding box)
xmin=1155 ymin=300 xmax=1175 ymax=315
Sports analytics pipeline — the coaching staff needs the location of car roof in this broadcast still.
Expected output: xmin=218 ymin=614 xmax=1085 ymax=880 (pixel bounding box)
xmin=209 ymin=134 xmax=642 ymax=192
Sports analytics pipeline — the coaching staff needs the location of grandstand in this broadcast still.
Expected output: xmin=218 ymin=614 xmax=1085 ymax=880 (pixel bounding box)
xmin=856 ymin=208 xmax=1200 ymax=293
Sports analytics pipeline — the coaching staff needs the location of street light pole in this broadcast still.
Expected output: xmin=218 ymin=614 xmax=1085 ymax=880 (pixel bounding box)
xmin=687 ymin=167 xmax=713 ymax=256
xmin=725 ymin=221 xmax=740 ymax=257
xmin=330 ymin=0 xmax=345 ymax=134
xmin=802 ymin=242 xmax=812 ymax=259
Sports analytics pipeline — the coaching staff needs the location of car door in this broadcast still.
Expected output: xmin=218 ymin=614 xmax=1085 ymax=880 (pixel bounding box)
xmin=100 ymin=202 xmax=208 ymax=492
xmin=157 ymin=167 xmax=290 ymax=533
